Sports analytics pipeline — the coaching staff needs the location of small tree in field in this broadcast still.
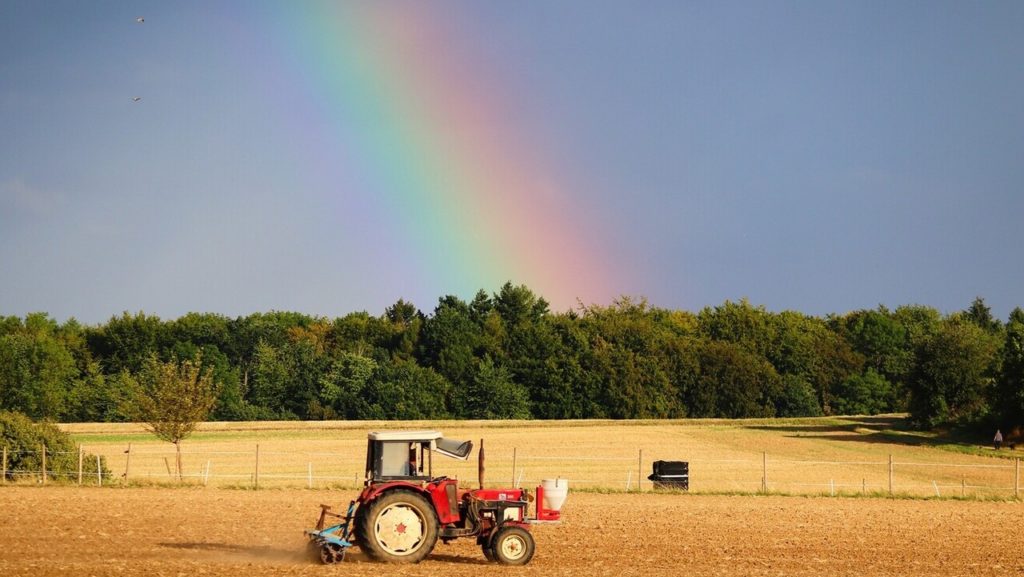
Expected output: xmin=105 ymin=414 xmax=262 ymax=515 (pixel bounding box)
xmin=131 ymin=355 xmax=218 ymax=480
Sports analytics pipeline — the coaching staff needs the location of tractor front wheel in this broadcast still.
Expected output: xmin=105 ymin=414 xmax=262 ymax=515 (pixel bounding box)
xmin=489 ymin=525 xmax=535 ymax=565
xmin=357 ymin=490 xmax=439 ymax=563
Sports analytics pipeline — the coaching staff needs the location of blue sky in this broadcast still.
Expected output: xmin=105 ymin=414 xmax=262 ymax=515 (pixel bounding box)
xmin=1 ymin=1 xmax=1022 ymax=324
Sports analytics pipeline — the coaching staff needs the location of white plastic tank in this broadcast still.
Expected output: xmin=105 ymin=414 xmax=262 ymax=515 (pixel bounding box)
xmin=541 ymin=478 xmax=568 ymax=511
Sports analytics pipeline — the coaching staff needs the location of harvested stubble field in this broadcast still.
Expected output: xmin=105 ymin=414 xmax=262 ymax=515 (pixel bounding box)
xmin=57 ymin=417 xmax=1024 ymax=496
xmin=2 ymin=486 xmax=1022 ymax=577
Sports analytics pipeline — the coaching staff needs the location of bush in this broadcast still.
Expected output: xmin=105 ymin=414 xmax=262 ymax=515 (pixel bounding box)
xmin=774 ymin=375 xmax=823 ymax=417
xmin=0 ymin=410 xmax=110 ymax=482
xmin=832 ymin=369 xmax=895 ymax=416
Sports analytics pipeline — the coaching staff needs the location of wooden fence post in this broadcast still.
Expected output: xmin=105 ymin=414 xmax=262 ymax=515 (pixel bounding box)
xmin=96 ymin=455 xmax=102 ymax=487
xmin=78 ymin=445 xmax=84 ymax=486
xmin=762 ymin=452 xmax=768 ymax=493
xmin=255 ymin=444 xmax=260 ymax=490
xmin=2 ymin=446 xmax=6 ymax=483
xmin=1015 ymin=458 xmax=1020 ymax=499
xmin=888 ymin=454 xmax=893 ymax=495
xmin=41 ymin=444 xmax=47 ymax=485
xmin=124 ymin=443 xmax=132 ymax=480
xmin=637 ymin=449 xmax=643 ymax=493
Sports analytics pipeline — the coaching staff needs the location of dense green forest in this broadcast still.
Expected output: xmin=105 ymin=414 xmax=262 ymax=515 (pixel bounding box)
xmin=1 ymin=283 xmax=1022 ymax=431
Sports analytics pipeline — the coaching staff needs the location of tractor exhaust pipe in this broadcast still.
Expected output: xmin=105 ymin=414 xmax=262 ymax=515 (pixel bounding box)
xmin=478 ymin=438 xmax=485 ymax=489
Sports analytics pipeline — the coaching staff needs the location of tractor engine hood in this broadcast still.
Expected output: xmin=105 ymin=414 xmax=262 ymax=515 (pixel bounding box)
xmin=434 ymin=437 xmax=473 ymax=460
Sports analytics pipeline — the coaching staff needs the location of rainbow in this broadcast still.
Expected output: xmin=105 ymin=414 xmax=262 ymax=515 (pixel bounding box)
xmin=265 ymin=3 xmax=614 ymax=310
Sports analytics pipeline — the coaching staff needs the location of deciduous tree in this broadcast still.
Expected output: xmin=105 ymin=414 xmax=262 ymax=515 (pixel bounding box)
xmin=0 ymin=314 xmax=78 ymax=419
xmin=130 ymin=354 xmax=218 ymax=479
xmin=908 ymin=319 xmax=999 ymax=428
xmin=995 ymin=308 xmax=1024 ymax=428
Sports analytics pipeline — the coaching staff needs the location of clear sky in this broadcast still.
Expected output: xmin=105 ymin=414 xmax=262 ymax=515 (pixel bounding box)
xmin=2 ymin=1 xmax=1022 ymax=324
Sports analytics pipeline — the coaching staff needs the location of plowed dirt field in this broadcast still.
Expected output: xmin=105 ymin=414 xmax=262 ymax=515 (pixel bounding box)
xmin=2 ymin=487 xmax=1022 ymax=576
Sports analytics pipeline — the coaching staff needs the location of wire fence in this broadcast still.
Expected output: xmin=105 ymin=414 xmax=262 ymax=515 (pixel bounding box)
xmin=2 ymin=443 xmax=1021 ymax=499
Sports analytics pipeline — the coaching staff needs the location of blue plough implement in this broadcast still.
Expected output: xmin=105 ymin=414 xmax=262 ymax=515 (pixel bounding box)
xmin=305 ymin=500 xmax=357 ymax=563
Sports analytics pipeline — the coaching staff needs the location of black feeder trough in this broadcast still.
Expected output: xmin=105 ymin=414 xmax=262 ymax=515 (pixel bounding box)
xmin=648 ymin=460 xmax=689 ymax=490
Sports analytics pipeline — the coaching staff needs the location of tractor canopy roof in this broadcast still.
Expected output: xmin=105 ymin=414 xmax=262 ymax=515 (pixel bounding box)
xmin=368 ymin=430 xmax=443 ymax=442
xmin=367 ymin=430 xmax=473 ymax=460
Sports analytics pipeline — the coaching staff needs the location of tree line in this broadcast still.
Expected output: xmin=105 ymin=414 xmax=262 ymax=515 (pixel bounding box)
xmin=1 ymin=283 xmax=1022 ymax=431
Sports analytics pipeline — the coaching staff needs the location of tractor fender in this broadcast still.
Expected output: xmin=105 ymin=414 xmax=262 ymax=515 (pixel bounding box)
xmin=358 ymin=480 xmax=429 ymax=504
xmin=359 ymin=480 xmax=463 ymax=526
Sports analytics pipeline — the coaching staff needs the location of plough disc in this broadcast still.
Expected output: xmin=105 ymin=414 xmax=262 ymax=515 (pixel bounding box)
xmin=319 ymin=542 xmax=346 ymax=564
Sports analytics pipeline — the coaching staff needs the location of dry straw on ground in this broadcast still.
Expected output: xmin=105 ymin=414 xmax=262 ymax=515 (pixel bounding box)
xmin=53 ymin=417 xmax=1023 ymax=497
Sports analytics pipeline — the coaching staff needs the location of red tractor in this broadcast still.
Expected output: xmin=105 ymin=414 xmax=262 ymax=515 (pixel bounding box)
xmin=307 ymin=430 xmax=548 ymax=565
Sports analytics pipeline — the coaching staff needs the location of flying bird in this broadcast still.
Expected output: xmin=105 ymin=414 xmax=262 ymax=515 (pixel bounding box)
xmin=132 ymin=96 xmax=142 ymax=102
xmin=136 ymin=17 xmax=144 ymax=23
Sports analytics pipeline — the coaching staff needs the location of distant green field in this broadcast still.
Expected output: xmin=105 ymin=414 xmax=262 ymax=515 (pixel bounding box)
xmin=49 ymin=416 xmax=1021 ymax=498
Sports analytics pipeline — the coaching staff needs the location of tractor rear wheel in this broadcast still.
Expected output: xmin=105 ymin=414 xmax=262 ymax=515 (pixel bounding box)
xmin=489 ymin=526 xmax=535 ymax=565
xmin=357 ymin=490 xmax=439 ymax=563
xmin=351 ymin=504 xmax=370 ymax=545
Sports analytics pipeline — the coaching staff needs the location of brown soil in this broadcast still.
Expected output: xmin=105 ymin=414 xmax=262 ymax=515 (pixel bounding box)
xmin=1 ymin=487 xmax=1022 ymax=576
